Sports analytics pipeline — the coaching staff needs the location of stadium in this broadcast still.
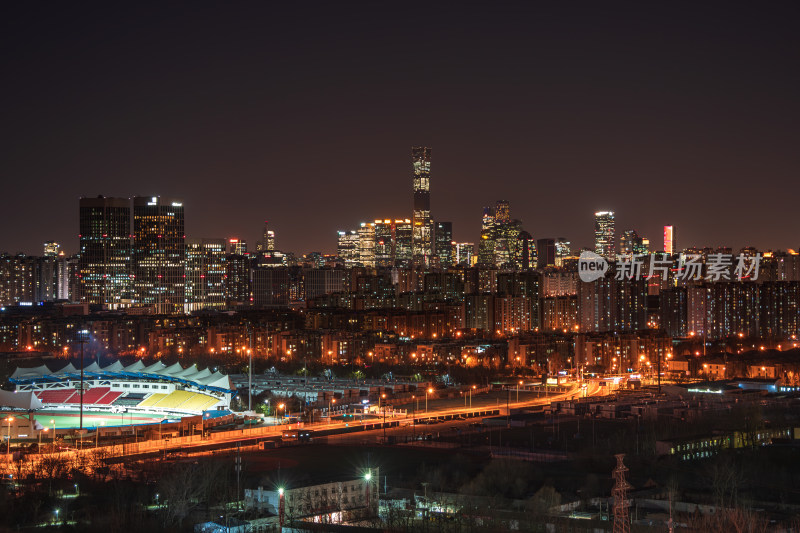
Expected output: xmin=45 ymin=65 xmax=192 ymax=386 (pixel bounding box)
xmin=2 ymin=360 xmax=235 ymax=439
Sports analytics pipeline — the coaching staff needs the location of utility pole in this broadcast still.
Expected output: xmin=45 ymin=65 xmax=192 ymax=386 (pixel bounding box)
xmin=506 ymin=387 xmax=510 ymax=427
xmin=657 ymin=350 xmax=662 ymax=393
xmin=235 ymin=443 xmax=242 ymax=511
xmin=247 ymin=325 xmax=253 ymax=411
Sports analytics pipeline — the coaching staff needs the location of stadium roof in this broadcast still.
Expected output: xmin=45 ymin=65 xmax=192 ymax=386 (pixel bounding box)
xmin=0 ymin=390 xmax=43 ymax=410
xmin=9 ymin=361 xmax=233 ymax=394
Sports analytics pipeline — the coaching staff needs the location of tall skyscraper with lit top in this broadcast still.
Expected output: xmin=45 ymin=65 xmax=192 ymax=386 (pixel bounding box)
xmin=594 ymin=211 xmax=616 ymax=258
xmin=412 ymin=146 xmax=432 ymax=266
xmin=133 ymin=196 xmax=185 ymax=314
xmin=663 ymin=225 xmax=675 ymax=255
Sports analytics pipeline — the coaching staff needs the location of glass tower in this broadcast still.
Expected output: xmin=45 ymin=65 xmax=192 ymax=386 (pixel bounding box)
xmin=133 ymin=196 xmax=185 ymax=314
xmin=78 ymin=196 xmax=132 ymax=308
xmin=412 ymin=146 xmax=432 ymax=266
xmin=594 ymin=211 xmax=616 ymax=258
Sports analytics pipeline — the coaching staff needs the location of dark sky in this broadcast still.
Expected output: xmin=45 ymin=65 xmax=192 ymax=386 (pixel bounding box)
xmin=2 ymin=2 xmax=799 ymax=256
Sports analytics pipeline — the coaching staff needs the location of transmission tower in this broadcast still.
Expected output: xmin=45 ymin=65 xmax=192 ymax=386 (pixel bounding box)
xmin=612 ymin=453 xmax=631 ymax=533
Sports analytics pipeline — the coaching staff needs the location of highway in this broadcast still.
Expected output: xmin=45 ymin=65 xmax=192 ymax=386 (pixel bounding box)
xmin=108 ymin=381 xmax=599 ymax=460
xmin=2 ymin=381 xmax=602 ymax=473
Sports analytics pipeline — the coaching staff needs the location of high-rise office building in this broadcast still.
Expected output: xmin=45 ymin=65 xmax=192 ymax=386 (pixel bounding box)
xmin=185 ymin=238 xmax=226 ymax=311
xmin=133 ymin=196 xmax=185 ymax=314
xmin=357 ymin=222 xmax=376 ymax=268
xmin=411 ymin=146 xmax=432 ymax=266
xmin=620 ymin=229 xmax=645 ymax=256
xmin=225 ymin=253 xmax=252 ymax=306
xmin=594 ymin=211 xmax=616 ymax=258
xmin=478 ymin=201 xmax=527 ymax=268
xmin=455 ymin=243 xmax=474 ymax=266
xmin=256 ymin=221 xmax=276 ymax=253
xmin=228 ymin=238 xmax=247 ymax=255
xmin=78 ymin=196 xmax=132 ymax=308
xmin=394 ymin=219 xmax=413 ymax=267
xmin=0 ymin=254 xmax=36 ymax=305
xmin=370 ymin=218 xmax=414 ymax=268
xmin=252 ymin=266 xmax=290 ymax=308
xmin=374 ymin=220 xmax=395 ymax=268
xmin=494 ymin=200 xmax=511 ymax=224
xmin=434 ymin=221 xmax=453 ymax=268
xmin=337 ymin=231 xmax=360 ymax=266
xmin=478 ymin=206 xmax=496 ymax=265
xmin=554 ymin=238 xmax=572 ymax=267
xmin=537 ymin=238 xmax=556 ymax=269
xmin=517 ymin=231 xmax=535 ymax=270
xmin=43 ymin=241 xmax=60 ymax=257
xmin=664 ymin=225 xmax=675 ymax=255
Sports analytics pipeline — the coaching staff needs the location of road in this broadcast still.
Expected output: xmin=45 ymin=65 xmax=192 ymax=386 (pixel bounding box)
xmin=5 ymin=381 xmax=603 ymax=471
xmin=116 ymin=381 xmax=600 ymax=459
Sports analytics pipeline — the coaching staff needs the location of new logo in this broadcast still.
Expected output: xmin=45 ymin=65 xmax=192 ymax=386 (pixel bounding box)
xmin=579 ymin=251 xmax=609 ymax=282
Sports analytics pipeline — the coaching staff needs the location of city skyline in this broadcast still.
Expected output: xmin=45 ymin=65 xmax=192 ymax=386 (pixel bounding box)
xmin=3 ymin=184 xmax=800 ymax=258
xmin=2 ymin=4 xmax=800 ymax=531
xmin=2 ymin=3 xmax=799 ymax=256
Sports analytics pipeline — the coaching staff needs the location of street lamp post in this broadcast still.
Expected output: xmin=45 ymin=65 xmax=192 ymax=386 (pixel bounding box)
xmin=51 ymin=419 xmax=56 ymax=450
xmin=380 ymin=393 xmax=387 ymax=442
xmin=412 ymin=395 xmax=416 ymax=441
xmin=328 ymin=398 xmax=336 ymax=424
xmin=77 ymin=329 xmax=89 ymax=431
xmin=247 ymin=346 xmax=253 ymax=412
xmin=425 ymin=388 xmax=433 ymax=413
xmin=517 ymin=380 xmax=523 ymax=403
xmin=5 ymin=416 xmax=13 ymax=455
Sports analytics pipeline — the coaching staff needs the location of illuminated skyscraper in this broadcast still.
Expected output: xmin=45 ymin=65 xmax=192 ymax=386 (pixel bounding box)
xmin=224 ymin=253 xmax=252 ymax=307
xmin=43 ymin=241 xmax=60 ymax=257
xmin=257 ymin=221 xmax=276 ymax=252
xmin=337 ymin=230 xmax=359 ymax=266
xmin=663 ymin=225 xmax=675 ymax=255
xmin=185 ymin=238 xmax=226 ymax=311
xmin=455 ymin=243 xmax=474 ymax=266
xmin=554 ymin=238 xmax=572 ymax=267
xmin=494 ymin=200 xmax=510 ymax=224
xmin=478 ymin=206 xmax=496 ymax=265
xmin=434 ymin=221 xmax=453 ymax=268
xmin=357 ymin=222 xmax=376 ymax=268
xmin=133 ymin=196 xmax=185 ymax=314
xmin=374 ymin=220 xmax=394 ymax=268
xmin=620 ymin=229 xmax=644 ymax=256
xmin=478 ymin=201 xmax=527 ymax=268
xmin=394 ymin=219 xmax=413 ymax=267
xmin=228 ymin=238 xmax=247 ymax=255
xmin=594 ymin=211 xmax=616 ymax=258
xmin=411 ymin=146 xmax=432 ymax=266
xmin=78 ymin=196 xmax=132 ymax=308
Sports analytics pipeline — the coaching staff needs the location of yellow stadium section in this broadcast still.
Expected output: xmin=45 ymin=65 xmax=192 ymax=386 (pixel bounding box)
xmin=151 ymin=390 xmax=195 ymax=409
xmin=137 ymin=393 xmax=167 ymax=408
xmin=179 ymin=393 xmax=219 ymax=412
xmin=134 ymin=390 xmax=219 ymax=412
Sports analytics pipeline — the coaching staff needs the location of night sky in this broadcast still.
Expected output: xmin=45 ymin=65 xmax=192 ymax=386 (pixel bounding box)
xmin=2 ymin=2 xmax=799 ymax=256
